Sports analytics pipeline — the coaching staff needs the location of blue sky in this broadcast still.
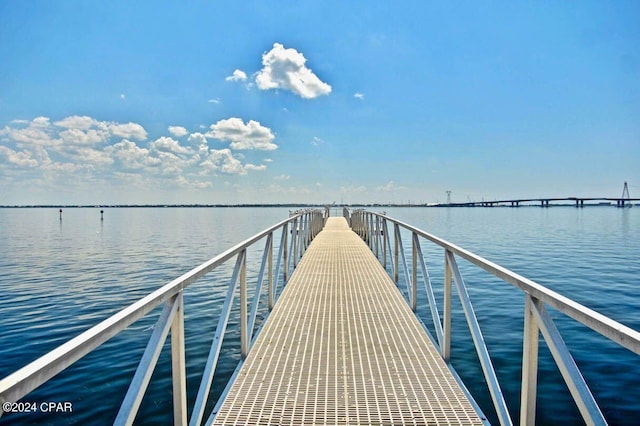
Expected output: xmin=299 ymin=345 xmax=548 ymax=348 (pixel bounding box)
xmin=0 ymin=1 xmax=638 ymax=204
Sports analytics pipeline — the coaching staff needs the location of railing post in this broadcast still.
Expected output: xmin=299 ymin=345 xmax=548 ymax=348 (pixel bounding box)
xmin=394 ymin=224 xmax=399 ymax=283
xmin=443 ymin=249 xmax=452 ymax=361
xmin=312 ymin=212 xmax=316 ymax=238
xmin=115 ymin=296 xmax=181 ymax=425
xmin=411 ymin=232 xmax=418 ymax=312
xmin=520 ymin=294 xmax=539 ymax=426
xmin=283 ymin=222 xmax=289 ymax=283
xmin=446 ymin=250 xmax=512 ymax=426
xmin=362 ymin=212 xmax=366 ymax=241
xmin=302 ymin=212 xmax=308 ymax=249
xmin=272 ymin=226 xmax=287 ymax=309
xmin=240 ymin=249 xmax=248 ymax=358
xmin=171 ymin=292 xmax=187 ymax=426
xmin=371 ymin=214 xmax=375 ymax=251
xmin=414 ymin=236 xmax=444 ymax=348
xmin=292 ymin=218 xmax=299 ymax=268
xmin=247 ymin=234 xmax=274 ymax=344
xmin=394 ymin=224 xmax=413 ymax=307
xmin=303 ymin=213 xmax=308 ymax=251
xmin=531 ymin=299 xmax=606 ymax=425
xmin=375 ymin=216 xmax=380 ymax=258
xmin=267 ymin=232 xmax=274 ymax=309
xmin=382 ymin=218 xmax=387 ymax=269
xmin=190 ymin=253 xmax=244 ymax=426
xmin=365 ymin=212 xmax=369 ymax=242
xmin=365 ymin=213 xmax=369 ymax=245
xmin=298 ymin=214 xmax=305 ymax=259
xmin=364 ymin=212 xmax=368 ymax=244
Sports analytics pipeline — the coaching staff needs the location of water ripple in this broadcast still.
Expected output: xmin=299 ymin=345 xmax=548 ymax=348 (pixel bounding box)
xmin=1 ymin=207 xmax=638 ymax=425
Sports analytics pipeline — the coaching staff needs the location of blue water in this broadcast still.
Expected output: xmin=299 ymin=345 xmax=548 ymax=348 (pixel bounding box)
xmin=0 ymin=207 xmax=638 ymax=425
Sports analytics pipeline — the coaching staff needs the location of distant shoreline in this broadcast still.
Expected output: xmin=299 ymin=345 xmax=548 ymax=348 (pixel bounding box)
xmin=0 ymin=203 xmax=636 ymax=209
xmin=0 ymin=204 xmax=332 ymax=208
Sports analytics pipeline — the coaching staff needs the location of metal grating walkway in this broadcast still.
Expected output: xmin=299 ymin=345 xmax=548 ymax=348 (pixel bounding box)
xmin=213 ymin=217 xmax=484 ymax=425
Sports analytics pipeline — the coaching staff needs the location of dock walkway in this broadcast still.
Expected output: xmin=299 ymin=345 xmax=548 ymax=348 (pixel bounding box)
xmin=213 ymin=217 xmax=483 ymax=425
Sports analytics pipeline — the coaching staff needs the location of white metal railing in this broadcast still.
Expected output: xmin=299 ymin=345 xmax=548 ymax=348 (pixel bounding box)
xmin=348 ymin=209 xmax=640 ymax=426
xmin=0 ymin=209 xmax=325 ymax=425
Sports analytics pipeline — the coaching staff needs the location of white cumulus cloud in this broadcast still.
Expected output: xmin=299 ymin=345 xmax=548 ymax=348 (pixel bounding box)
xmin=168 ymin=126 xmax=188 ymax=138
xmin=255 ymin=43 xmax=331 ymax=99
xmin=54 ymin=115 xmax=98 ymax=130
xmin=150 ymin=136 xmax=191 ymax=154
xmin=207 ymin=117 xmax=277 ymax=151
xmin=54 ymin=116 xmax=147 ymax=141
xmin=0 ymin=146 xmax=39 ymax=167
xmin=201 ymin=148 xmax=244 ymax=175
xmin=225 ymin=69 xmax=247 ymax=82
xmin=107 ymin=139 xmax=159 ymax=170
xmin=0 ymin=119 xmax=59 ymax=147
xmin=0 ymin=114 xmax=272 ymax=193
xmin=107 ymin=122 xmax=147 ymax=141
xmin=245 ymin=164 xmax=267 ymax=172
xmin=59 ymin=128 xmax=107 ymax=146
xmin=31 ymin=117 xmax=51 ymax=128
xmin=187 ymin=132 xmax=208 ymax=147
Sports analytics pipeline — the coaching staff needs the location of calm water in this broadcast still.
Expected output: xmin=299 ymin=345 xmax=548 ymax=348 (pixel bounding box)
xmin=0 ymin=207 xmax=638 ymax=425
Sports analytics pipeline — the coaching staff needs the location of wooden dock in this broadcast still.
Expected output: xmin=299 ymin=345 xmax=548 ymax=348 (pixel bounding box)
xmin=213 ymin=217 xmax=484 ymax=425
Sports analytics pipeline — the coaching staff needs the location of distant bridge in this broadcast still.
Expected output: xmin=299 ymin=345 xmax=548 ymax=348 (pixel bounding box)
xmin=435 ymin=197 xmax=639 ymax=208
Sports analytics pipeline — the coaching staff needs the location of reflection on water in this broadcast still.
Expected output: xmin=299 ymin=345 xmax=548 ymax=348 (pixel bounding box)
xmin=0 ymin=207 xmax=638 ymax=425
xmin=383 ymin=207 xmax=640 ymax=425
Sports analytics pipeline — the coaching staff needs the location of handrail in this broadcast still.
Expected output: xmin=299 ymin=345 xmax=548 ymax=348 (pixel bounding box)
xmin=348 ymin=209 xmax=640 ymax=426
xmin=0 ymin=209 xmax=325 ymax=424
